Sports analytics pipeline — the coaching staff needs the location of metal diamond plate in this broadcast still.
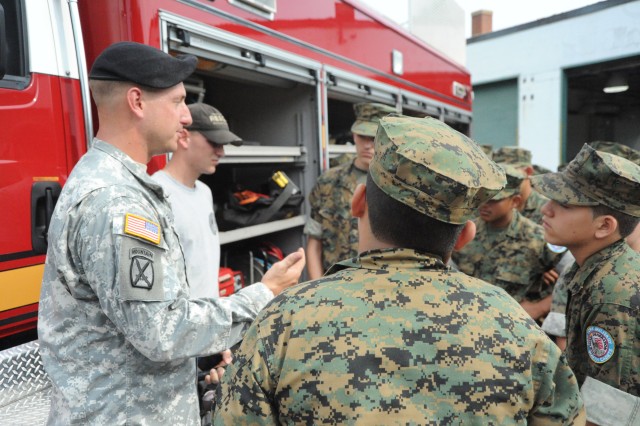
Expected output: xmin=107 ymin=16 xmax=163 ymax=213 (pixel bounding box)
xmin=0 ymin=341 xmax=51 ymax=425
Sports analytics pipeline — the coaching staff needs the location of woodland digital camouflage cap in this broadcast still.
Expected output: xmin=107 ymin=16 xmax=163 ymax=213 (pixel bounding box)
xmin=351 ymin=103 xmax=398 ymax=137
xmin=493 ymin=146 xmax=532 ymax=168
xmin=492 ymin=164 xmax=525 ymax=201
xmin=589 ymin=141 xmax=640 ymax=166
xmin=531 ymin=143 xmax=640 ymax=217
xmin=369 ymin=114 xmax=506 ymax=224
xmin=480 ymin=144 xmax=494 ymax=158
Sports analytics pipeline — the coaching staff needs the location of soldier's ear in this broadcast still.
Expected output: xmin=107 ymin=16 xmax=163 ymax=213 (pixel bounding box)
xmin=351 ymin=184 xmax=366 ymax=218
xmin=594 ymin=214 xmax=620 ymax=240
xmin=177 ymin=129 xmax=190 ymax=148
xmin=126 ymin=87 xmax=145 ymax=118
xmin=453 ymin=220 xmax=476 ymax=251
xmin=511 ymin=194 xmax=523 ymax=209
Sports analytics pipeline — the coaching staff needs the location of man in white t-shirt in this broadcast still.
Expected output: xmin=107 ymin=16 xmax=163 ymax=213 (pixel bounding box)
xmin=153 ymin=103 xmax=242 ymax=299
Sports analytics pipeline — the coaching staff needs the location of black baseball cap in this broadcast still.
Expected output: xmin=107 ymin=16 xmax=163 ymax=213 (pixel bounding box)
xmin=187 ymin=103 xmax=243 ymax=146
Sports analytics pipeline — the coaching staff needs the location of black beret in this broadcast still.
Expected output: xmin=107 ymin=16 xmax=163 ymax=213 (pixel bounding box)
xmin=89 ymin=41 xmax=197 ymax=89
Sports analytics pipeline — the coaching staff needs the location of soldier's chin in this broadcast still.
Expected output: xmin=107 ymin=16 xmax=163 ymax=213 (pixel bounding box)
xmin=542 ymin=232 xmax=561 ymax=246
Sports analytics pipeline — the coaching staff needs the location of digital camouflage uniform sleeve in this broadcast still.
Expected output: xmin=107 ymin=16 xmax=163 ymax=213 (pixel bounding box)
xmin=541 ymin=273 xmax=570 ymax=337
xmin=212 ymin=309 xmax=279 ymax=425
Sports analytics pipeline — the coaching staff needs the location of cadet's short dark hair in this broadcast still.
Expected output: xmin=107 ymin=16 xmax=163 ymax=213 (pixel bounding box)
xmin=592 ymin=204 xmax=640 ymax=238
xmin=366 ymin=174 xmax=464 ymax=257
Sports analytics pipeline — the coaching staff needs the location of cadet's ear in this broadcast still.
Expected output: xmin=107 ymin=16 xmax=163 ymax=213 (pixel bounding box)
xmin=453 ymin=220 xmax=476 ymax=251
xmin=594 ymin=214 xmax=620 ymax=240
xmin=351 ymin=184 xmax=366 ymax=218
xmin=511 ymin=194 xmax=523 ymax=210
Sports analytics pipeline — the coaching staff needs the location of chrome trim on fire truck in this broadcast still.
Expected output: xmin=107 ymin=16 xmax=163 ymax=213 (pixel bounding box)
xmin=67 ymin=0 xmax=93 ymax=148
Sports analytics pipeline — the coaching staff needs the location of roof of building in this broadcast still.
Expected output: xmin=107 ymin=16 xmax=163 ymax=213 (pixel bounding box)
xmin=467 ymin=0 xmax=636 ymax=44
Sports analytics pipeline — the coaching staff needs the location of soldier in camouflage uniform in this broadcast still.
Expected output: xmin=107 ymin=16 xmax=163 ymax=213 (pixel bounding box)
xmin=451 ymin=164 xmax=561 ymax=321
xmin=531 ymin=143 xmax=640 ymax=426
xmin=541 ymin=141 xmax=640 ymax=351
xmin=214 ymin=115 xmax=585 ymax=424
xmin=493 ymin=146 xmax=548 ymax=225
xmin=37 ymin=42 xmax=305 ymax=425
xmin=304 ymin=102 xmax=397 ymax=279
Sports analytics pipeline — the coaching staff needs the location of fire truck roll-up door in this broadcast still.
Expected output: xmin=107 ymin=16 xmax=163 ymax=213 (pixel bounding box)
xmin=400 ymin=89 xmax=472 ymax=135
xmin=160 ymin=12 xmax=321 ymax=275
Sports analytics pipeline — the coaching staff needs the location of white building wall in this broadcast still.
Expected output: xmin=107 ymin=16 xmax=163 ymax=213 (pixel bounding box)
xmin=467 ymin=1 xmax=640 ymax=169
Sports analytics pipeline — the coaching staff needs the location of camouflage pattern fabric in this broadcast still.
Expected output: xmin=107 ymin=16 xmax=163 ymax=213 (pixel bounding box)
xmin=214 ymin=248 xmax=585 ymax=424
xmin=552 ymin=276 xmax=570 ymax=314
xmin=492 ymin=146 xmax=532 ymax=168
xmin=480 ymin=144 xmax=493 ymax=158
xmin=565 ymin=240 xmax=640 ymax=395
xmin=369 ymin=115 xmax=506 ymax=224
xmin=492 ymin=163 xmax=525 ymax=200
xmin=329 ymin=152 xmax=356 ymax=168
xmin=589 ymin=140 xmax=640 ymax=165
xmin=521 ymin=189 xmax=548 ymax=225
xmin=38 ymin=140 xmax=274 ymax=425
xmin=541 ymin=252 xmax=575 ymax=337
xmin=305 ymin=159 xmax=365 ymax=272
xmin=532 ymin=164 xmax=553 ymax=175
xmin=350 ymin=102 xmax=398 ymax=137
xmin=452 ymin=210 xmax=561 ymax=302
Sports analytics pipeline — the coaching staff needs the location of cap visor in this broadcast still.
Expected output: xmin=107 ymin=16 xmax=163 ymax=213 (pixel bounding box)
xmin=530 ymin=173 xmax=599 ymax=206
xmin=491 ymin=189 xmax=518 ymax=201
xmin=201 ymin=129 xmax=243 ymax=146
xmin=350 ymin=121 xmax=377 ymax=137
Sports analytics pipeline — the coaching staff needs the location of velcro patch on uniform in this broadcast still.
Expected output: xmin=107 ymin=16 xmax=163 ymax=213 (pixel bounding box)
xmin=586 ymin=326 xmax=615 ymax=364
xmin=130 ymin=247 xmax=155 ymax=290
xmin=119 ymin=238 xmax=165 ymax=301
xmin=124 ymin=213 xmax=161 ymax=244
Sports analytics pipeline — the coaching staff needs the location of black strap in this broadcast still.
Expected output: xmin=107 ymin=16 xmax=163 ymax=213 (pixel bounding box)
xmin=249 ymin=182 xmax=295 ymax=225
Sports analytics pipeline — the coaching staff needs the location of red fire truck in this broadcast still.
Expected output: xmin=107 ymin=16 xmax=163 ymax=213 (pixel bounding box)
xmin=0 ymin=0 xmax=471 ymax=344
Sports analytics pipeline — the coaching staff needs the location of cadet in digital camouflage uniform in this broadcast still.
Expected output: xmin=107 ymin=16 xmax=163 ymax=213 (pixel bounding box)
xmin=451 ymin=164 xmax=561 ymax=321
xmin=531 ymin=143 xmax=640 ymax=426
xmin=214 ymin=115 xmax=585 ymax=425
xmin=493 ymin=146 xmax=548 ymax=225
xmin=37 ymin=42 xmax=305 ymax=425
xmin=541 ymin=141 xmax=640 ymax=352
xmin=304 ymin=102 xmax=397 ymax=279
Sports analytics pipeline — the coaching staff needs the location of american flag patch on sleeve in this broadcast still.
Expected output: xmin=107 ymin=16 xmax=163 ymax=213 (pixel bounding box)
xmin=124 ymin=213 xmax=161 ymax=244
